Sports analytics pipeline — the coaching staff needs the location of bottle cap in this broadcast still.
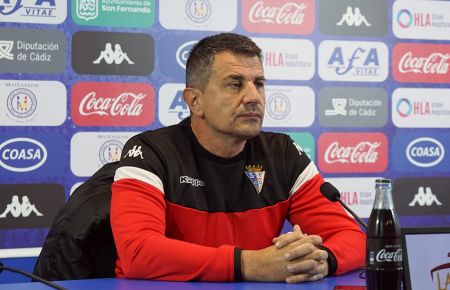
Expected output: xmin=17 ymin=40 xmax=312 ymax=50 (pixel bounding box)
xmin=375 ymin=178 xmax=392 ymax=184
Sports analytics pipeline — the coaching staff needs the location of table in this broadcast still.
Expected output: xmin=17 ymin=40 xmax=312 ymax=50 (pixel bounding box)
xmin=0 ymin=270 xmax=366 ymax=290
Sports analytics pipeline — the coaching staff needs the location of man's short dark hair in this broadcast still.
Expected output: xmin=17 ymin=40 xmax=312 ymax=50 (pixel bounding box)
xmin=186 ymin=33 xmax=262 ymax=90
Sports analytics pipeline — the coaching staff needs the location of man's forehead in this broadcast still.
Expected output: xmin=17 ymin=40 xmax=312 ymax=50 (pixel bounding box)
xmin=212 ymin=52 xmax=264 ymax=78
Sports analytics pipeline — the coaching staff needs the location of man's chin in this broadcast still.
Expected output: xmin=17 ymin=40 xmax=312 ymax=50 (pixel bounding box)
xmin=234 ymin=126 xmax=262 ymax=139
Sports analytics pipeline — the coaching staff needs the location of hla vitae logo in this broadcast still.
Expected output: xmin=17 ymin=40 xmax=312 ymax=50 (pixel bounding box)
xmin=0 ymin=0 xmax=67 ymax=24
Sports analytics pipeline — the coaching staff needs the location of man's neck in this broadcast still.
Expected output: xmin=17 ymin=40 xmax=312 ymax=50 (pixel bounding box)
xmin=190 ymin=118 xmax=246 ymax=158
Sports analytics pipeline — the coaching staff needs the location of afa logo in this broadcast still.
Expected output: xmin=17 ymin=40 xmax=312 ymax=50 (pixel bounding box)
xmin=319 ymin=40 xmax=388 ymax=82
xmin=98 ymin=140 xmax=123 ymax=165
xmin=0 ymin=137 xmax=47 ymax=172
xmin=169 ymin=90 xmax=189 ymax=121
xmin=328 ymin=47 xmax=380 ymax=76
xmin=406 ymin=137 xmax=444 ymax=168
xmin=0 ymin=0 xmax=66 ymax=24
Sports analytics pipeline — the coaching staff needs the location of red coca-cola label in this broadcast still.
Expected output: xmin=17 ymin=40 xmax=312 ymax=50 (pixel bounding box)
xmin=393 ymin=43 xmax=450 ymax=83
xmin=242 ymin=0 xmax=314 ymax=35
xmin=318 ymin=132 xmax=388 ymax=173
xmin=71 ymin=82 xmax=154 ymax=126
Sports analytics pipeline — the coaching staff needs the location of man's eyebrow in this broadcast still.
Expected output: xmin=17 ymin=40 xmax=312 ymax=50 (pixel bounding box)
xmin=224 ymin=74 xmax=266 ymax=82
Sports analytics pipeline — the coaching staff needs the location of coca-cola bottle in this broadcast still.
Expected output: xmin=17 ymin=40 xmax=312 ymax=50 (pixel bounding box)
xmin=366 ymin=179 xmax=402 ymax=290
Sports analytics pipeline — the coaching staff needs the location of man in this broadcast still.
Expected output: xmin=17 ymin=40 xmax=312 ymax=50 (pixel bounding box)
xmin=110 ymin=33 xmax=365 ymax=283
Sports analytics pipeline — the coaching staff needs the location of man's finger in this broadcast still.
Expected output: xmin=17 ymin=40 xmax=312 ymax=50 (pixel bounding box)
xmin=273 ymin=225 xmax=304 ymax=248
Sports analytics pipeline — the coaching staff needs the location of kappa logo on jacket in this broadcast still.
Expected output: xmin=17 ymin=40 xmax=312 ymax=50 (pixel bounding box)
xmin=123 ymin=145 xmax=144 ymax=159
xmin=245 ymin=164 xmax=265 ymax=194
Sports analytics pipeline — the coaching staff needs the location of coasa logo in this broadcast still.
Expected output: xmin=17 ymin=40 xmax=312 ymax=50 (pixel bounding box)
xmin=0 ymin=137 xmax=47 ymax=172
xmin=406 ymin=137 xmax=444 ymax=168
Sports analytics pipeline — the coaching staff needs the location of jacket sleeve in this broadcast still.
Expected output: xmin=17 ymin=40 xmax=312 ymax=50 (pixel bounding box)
xmin=284 ymin=138 xmax=365 ymax=275
xmin=110 ymin=176 xmax=237 ymax=281
xmin=287 ymin=170 xmax=365 ymax=275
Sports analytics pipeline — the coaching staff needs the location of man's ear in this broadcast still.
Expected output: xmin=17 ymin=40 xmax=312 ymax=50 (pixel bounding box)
xmin=183 ymin=88 xmax=204 ymax=117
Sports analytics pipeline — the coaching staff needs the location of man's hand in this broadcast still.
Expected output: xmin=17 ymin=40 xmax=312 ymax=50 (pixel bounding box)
xmin=241 ymin=225 xmax=327 ymax=283
xmin=273 ymin=225 xmax=329 ymax=283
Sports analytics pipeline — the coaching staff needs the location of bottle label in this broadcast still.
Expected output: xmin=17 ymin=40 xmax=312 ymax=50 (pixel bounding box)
xmin=367 ymin=238 xmax=403 ymax=269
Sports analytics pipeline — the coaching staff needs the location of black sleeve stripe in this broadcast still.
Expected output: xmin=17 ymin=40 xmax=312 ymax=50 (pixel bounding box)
xmin=233 ymin=247 xmax=243 ymax=281
xmin=318 ymin=245 xmax=338 ymax=276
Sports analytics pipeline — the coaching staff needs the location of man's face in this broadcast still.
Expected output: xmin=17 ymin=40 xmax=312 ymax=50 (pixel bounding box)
xmin=199 ymin=52 xmax=266 ymax=139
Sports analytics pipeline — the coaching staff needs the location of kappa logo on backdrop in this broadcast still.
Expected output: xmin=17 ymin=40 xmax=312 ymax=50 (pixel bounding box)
xmin=336 ymin=6 xmax=371 ymax=27
xmin=408 ymin=186 xmax=442 ymax=207
xmin=318 ymin=0 xmax=387 ymax=37
xmin=72 ymin=31 xmax=154 ymax=76
xmin=0 ymin=184 xmax=65 ymax=229
xmin=393 ymin=177 xmax=450 ymax=215
xmin=92 ymin=43 xmax=135 ymax=65
xmin=0 ymin=195 xmax=43 ymax=218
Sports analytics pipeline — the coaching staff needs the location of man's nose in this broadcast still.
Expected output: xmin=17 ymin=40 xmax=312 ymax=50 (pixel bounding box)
xmin=242 ymin=81 xmax=264 ymax=105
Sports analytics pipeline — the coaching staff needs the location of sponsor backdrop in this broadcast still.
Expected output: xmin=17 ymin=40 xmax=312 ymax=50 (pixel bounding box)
xmin=0 ymin=0 xmax=449 ymax=257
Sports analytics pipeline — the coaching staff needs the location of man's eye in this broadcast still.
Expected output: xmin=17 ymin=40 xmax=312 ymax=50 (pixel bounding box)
xmin=229 ymin=83 xmax=241 ymax=88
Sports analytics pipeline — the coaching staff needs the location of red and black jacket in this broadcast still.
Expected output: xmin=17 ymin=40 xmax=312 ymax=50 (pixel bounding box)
xmin=111 ymin=118 xmax=365 ymax=281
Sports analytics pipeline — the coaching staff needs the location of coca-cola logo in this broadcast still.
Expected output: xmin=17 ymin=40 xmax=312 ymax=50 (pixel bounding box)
xmin=398 ymin=52 xmax=450 ymax=74
xmin=376 ymin=249 xmax=402 ymax=262
xmin=71 ymin=82 xmax=154 ymax=127
xmin=249 ymin=1 xmax=307 ymax=25
xmin=393 ymin=43 xmax=450 ymax=83
xmin=324 ymin=141 xmax=380 ymax=164
xmin=79 ymin=92 xmax=145 ymax=117
xmin=318 ymin=132 xmax=388 ymax=173
xmin=242 ymin=0 xmax=314 ymax=35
